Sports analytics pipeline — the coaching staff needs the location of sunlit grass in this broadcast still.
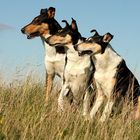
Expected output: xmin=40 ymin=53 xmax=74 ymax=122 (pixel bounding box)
xmin=0 ymin=72 xmax=140 ymax=140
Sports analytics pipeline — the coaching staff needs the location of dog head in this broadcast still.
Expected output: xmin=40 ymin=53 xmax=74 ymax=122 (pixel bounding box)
xmin=46 ymin=18 xmax=83 ymax=48
xmin=21 ymin=7 xmax=62 ymax=39
xmin=75 ymin=30 xmax=113 ymax=56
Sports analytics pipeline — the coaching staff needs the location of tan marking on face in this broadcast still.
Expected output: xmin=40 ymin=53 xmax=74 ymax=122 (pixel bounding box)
xmin=78 ymin=42 xmax=102 ymax=54
xmin=24 ymin=24 xmax=39 ymax=34
xmin=49 ymin=34 xmax=72 ymax=45
xmin=24 ymin=23 xmax=49 ymax=36
xmin=39 ymin=23 xmax=49 ymax=36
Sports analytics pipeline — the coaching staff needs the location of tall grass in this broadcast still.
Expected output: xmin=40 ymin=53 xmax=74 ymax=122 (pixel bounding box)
xmin=0 ymin=73 xmax=140 ymax=140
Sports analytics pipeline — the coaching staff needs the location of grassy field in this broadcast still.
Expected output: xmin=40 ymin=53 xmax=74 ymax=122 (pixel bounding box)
xmin=0 ymin=73 xmax=140 ymax=140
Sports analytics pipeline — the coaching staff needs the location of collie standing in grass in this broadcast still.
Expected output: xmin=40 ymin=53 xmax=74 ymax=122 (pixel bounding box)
xmin=21 ymin=7 xmax=66 ymax=103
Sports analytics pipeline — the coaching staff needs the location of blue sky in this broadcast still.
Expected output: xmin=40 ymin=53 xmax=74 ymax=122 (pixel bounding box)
xmin=0 ymin=0 xmax=140 ymax=82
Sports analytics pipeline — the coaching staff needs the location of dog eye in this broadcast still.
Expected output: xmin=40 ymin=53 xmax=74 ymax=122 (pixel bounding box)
xmin=32 ymin=19 xmax=40 ymax=24
xmin=36 ymin=19 xmax=40 ymax=23
xmin=58 ymin=29 xmax=62 ymax=33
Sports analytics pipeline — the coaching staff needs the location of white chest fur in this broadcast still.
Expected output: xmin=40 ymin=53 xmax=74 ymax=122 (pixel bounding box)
xmin=63 ymin=44 xmax=93 ymax=99
xmin=42 ymin=40 xmax=66 ymax=77
xmin=65 ymin=44 xmax=92 ymax=75
xmin=44 ymin=41 xmax=66 ymax=62
xmin=94 ymin=45 xmax=122 ymax=95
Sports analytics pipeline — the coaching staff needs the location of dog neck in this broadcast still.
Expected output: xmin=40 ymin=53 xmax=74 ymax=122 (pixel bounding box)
xmin=93 ymin=44 xmax=123 ymax=71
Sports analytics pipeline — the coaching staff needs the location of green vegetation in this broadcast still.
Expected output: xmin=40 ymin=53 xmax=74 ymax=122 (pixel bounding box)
xmin=0 ymin=73 xmax=140 ymax=140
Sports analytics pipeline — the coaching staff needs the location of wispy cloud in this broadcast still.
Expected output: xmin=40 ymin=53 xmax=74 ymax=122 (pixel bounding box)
xmin=0 ymin=23 xmax=14 ymax=31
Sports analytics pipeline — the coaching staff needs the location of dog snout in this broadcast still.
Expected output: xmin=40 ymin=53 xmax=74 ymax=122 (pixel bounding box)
xmin=45 ymin=36 xmax=53 ymax=45
xmin=74 ymin=45 xmax=83 ymax=56
xmin=21 ymin=28 xmax=25 ymax=34
xmin=74 ymin=44 xmax=78 ymax=51
xmin=45 ymin=38 xmax=49 ymax=44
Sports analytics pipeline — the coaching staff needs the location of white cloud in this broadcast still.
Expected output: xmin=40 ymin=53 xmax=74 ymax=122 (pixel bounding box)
xmin=0 ymin=23 xmax=14 ymax=31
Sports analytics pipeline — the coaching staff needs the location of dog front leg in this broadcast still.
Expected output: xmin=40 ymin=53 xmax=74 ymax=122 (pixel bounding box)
xmin=90 ymin=94 xmax=104 ymax=120
xmin=90 ymin=83 xmax=104 ymax=120
xmin=45 ymin=73 xmax=55 ymax=103
xmin=100 ymin=78 xmax=116 ymax=122
xmin=58 ymin=84 xmax=70 ymax=112
xmin=83 ymin=87 xmax=92 ymax=117
xmin=100 ymin=99 xmax=114 ymax=122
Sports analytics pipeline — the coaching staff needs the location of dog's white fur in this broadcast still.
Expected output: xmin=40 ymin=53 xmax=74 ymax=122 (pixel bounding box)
xmin=77 ymin=32 xmax=140 ymax=121
xmin=58 ymin=42 xmax=93 ymax=112
xmin=90 ymin=45 xmax=122 ymax=122
xmin=21 ymin=8 xmax=66 ymax=102
xmin=43 ymin=37 xmax=66 ymax=77
xmin=47 ymin=20 xmax=93 ymax=112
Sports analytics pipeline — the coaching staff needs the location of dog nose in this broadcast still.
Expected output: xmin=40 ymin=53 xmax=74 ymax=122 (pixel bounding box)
xmin=45 ymin=38 xmax=49 ymax=44
xmin=21 ymin=28 xmax=25 ymax=34
xmin=74 ymin=44 xmax=78 ymax=50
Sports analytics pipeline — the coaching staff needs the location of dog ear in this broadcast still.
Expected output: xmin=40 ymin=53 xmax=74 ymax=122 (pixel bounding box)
xmin=71 ymin=18 xmax=78 ymax=31
xmin=102 ymin=32 xmax=114 ymax=43
xmin=40 ymin=8 xmax=48 ymax=15
xmin=47 ymin=7 xmax=56 ymax=18
xmin=62 ymin=20 xmax=70 ymax=28
xmin=90 ymin=29 xmax=100 ymax=36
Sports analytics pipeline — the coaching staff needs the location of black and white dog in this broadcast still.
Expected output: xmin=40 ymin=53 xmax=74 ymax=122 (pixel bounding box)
xmin=46 ymin=19 xmax=94 ymax=113
xmin=21 ymin=7 xmax=66 ymax=103
xmin=75 ymin=30 xmax=140 ymax=121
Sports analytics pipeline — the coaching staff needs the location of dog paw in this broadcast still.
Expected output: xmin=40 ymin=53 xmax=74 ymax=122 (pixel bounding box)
xmin=99 ymin=115 xmax=106 ymax=122
xmin=82 ymin=114 xmax=93 ymax=122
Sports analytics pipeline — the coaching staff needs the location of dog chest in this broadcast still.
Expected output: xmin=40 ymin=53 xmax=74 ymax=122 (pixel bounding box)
xmin=64 ymin=71 xmax=90 ymax=100
xmin=66 ymin=53 xmax=92 ymax=75
xmin=44 ymin=43 xmax=66 ymax=62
